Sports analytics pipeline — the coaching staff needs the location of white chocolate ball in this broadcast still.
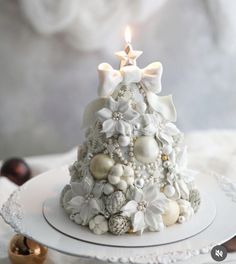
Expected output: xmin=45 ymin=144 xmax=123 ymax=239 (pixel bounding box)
xmin=123 ymin=166 xmax=134 ymax=178
xmin=103 ymin=183 xmax=115 ymax=195
xmin=109 ymin=164 xmax=123 ymax=177
xmin=118 ymin=136 xmax=130 ymax=147
xmin=134 ymin=136 xmax=159 ymax=163
xmin=123 ymin=176 xmax=134 ymax=185
xmin=164 ymin=185 xmax=176 ymax=198
xmin=162 ymin=200 xmax=180 ymax=226
xmin=90 ymin=154 xmax=114 ymax=180
xmin=116 ymin=180 xmax=128 ymax=192
xmin=108 ymin=175 xmax=120 ymax=185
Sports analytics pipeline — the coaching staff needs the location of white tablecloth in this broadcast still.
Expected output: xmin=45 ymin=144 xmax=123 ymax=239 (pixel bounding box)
xmin=1 ymin=130 xmax=236 ymax=264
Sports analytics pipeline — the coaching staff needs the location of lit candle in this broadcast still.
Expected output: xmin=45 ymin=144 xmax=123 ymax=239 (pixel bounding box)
xmin=116 ymin=26 xmax=143 ymax=68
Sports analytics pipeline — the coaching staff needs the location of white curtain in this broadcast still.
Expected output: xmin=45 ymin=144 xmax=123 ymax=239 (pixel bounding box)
xmin=19 ymin=0 xmax=166 ymax=51
xmin=19 ymin=0 xmax=236 ymax=53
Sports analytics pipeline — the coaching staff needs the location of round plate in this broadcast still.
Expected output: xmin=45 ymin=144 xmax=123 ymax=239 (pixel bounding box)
xmin=1 ymin=166 xmax=236 ymax=264
xmin=43 ymin=191 xmax=216 ymax=248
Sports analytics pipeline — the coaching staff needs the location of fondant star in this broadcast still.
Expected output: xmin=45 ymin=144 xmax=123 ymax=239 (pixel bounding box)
xmin=116 ymin=44 xmax=143 ymax=68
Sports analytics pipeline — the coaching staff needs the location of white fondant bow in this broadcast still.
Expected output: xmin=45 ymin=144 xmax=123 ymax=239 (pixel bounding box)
xmin=97 ymin=62 xmax=176 ymax=122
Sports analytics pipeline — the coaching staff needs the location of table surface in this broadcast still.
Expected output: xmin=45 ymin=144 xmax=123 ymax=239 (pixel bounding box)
xmin=1 ymin=129 xmax=236 ymax=264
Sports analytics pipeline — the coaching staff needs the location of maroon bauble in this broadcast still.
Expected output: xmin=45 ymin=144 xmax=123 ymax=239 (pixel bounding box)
xmin=0 ymin=158 xmax=31 ymax=186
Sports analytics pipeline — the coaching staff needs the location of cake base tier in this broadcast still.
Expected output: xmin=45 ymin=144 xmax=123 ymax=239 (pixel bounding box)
xmin=1 ymin=166 xmax=236 ymax=264
xmin=43 ymin=191 xmax=216 ymax=248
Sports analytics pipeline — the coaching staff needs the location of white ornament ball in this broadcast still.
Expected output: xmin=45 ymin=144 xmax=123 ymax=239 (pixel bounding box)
xmin=118 ymin=136 xmax=130 ymax=147
xmin=116 ymin=180 xmax=128 ymax=192
xmin=134 ymin=136 xmax=159 ymax=163
xmin=164 ymin=185 xmax=176 ymax=198
xmin=108 ymin=175 xmax=120 ymax=185
xmin=135 ymin=178 xmax=145 ymax=188
xmin=109 ymin=164 xmax=123 ymax=177
xmin=162 ymin=200 xmax=180 ymax=226
xmin=103 ymin=183 xmax=115 ymax=195
xmin=90 ymin=154 xmax=114 ymax=180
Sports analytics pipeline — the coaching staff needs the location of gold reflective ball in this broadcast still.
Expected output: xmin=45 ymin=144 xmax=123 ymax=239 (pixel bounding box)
xmin=90 ymin=154 xmax=115 ymax=180
xmin=8 ymin=234 xmax=48 ymax=264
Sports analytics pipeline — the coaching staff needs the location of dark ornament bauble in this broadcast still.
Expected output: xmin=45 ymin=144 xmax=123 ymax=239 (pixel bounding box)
xmin=0 ymin=157 xmax=31 ymax=186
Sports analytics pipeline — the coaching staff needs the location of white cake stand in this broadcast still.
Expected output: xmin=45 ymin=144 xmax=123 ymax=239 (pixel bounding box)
xmin=1 ymin=166 xmax=236 ymax=264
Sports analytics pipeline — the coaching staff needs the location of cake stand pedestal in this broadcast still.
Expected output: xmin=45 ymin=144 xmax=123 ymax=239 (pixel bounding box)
xmin=1 ymin=167 xmax=236 ymax=264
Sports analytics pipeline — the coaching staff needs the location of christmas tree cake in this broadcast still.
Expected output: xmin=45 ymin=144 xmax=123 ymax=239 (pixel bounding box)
xmin=60 ymin=32 xmax=201 ymax=236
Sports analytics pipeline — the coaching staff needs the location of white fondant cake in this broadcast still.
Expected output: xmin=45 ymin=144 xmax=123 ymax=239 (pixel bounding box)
xmin=60 ymin=43 xmax=201 ymax=235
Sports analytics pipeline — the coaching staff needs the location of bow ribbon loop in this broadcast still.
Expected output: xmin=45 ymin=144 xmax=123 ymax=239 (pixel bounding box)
xmin=97 ymin=61 xmax=176 ymax=122
xmin=142 ymin=62 xmax=163 ymax=94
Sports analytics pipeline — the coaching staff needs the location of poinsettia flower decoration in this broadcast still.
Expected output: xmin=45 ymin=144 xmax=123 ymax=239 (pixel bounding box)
xmin=121 ymin=184 xmax=169 ymax=233
xmin=67 ymin=176 xmax=105 ymax=225
xmin=96 ymin=97 xmax=140 ymax=138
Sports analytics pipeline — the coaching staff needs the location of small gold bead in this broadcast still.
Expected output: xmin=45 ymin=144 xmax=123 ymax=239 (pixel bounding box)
xmin=128 ymin=228 xmax=136 ymax=234
xmin=161 ymin=154 xmax=169 ymax=161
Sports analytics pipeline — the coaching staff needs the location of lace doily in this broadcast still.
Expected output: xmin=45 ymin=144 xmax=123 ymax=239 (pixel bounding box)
xmin=0 ymin=188 xmax=24 ymax=234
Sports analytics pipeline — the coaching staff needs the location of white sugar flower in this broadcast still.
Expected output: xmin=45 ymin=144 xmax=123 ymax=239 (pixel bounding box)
xmin=140 ymin=114 xmax=160 ymax=136
xmin=121 ymin=183 xmax=168 ymax=233
xmin=67 ymin=176 xmax=104 ymax=225
xmin=170 ymin=147 xmax=198 ymax=184
xmin=156 ymin=122 xmax=180 ymax=154
xmin=97 ymin=97 xmax=139 ymax=138
xmin=89 ymin=215 xmax=108 ymax=235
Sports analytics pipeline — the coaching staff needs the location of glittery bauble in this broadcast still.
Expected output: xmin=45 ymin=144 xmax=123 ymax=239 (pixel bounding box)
xmin=108 ymin=214 xmax=130 ymax=235
xmin=162 ymin=200 xmax=180 ymax=226
xmin=105 ymin=191 xmax=126 ymax=214
xmin=0 ymin=158 xmax=31 ymax=186
xmin=189 ymin=189 xmax=201 ymax=213
xmin=90 ymin=154 xmax=114 ymax=180
xmin=8 ymin=234 xmax=48 ymax=264
xmin=134 ymin=136 xmax=159 ymax=163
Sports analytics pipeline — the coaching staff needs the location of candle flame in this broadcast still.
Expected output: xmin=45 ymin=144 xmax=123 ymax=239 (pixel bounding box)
xmin=125 ymin=26 xmax=132 ymax=44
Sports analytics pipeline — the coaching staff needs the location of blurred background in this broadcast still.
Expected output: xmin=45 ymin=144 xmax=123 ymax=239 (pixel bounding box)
xmin=0 ymin=0 xmax=236 ymax=160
